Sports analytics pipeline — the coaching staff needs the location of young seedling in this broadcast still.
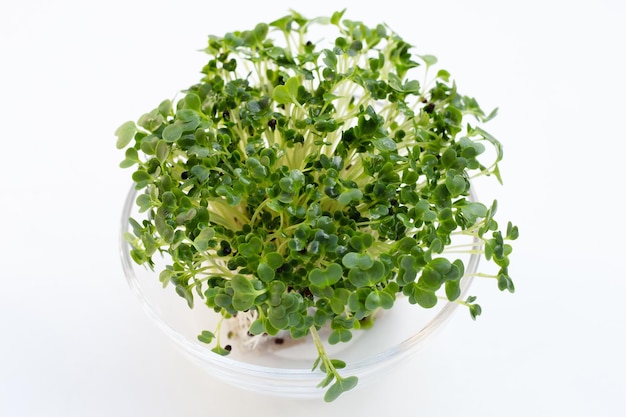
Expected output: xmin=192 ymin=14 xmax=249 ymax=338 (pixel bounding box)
xmin=117 ymin=9 xmax=518 ymax=401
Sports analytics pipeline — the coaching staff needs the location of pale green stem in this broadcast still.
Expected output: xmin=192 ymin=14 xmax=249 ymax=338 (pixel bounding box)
xmin=309 ymin=326 xmax=342 ymax=380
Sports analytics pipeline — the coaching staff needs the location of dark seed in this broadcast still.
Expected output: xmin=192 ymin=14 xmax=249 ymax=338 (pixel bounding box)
xmin=225 ymin=344 xmax=232 ymax=352
xmin=274 ymin=338 xmax=284 ymax=345
xmin=181 ymin=171 xmax=189 ymax=180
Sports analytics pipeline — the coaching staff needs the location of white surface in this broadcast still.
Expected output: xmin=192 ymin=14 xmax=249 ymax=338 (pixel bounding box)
xmin=1 ymin=1 xmax=624 ymax=416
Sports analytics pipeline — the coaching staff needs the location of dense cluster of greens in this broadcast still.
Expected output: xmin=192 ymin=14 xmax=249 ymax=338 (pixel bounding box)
xmin=116 ymin=10 xmax=517 ymax=401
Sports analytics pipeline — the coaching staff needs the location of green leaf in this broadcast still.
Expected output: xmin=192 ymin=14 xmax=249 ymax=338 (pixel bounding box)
xmin=155 ymin=139 xmax=169 ymax=163
xmin=347 ymin=260 xmax=385 ymax=287
xmin=158 ymin=268 xmax=173 ymax=287
xmin=246 ymin=157 xmax=268 ymax=180
xmin=471 ymin=126 xmax=503 ymax=164
xmin=212 ymin=345 xmax=231 ymax=356
xmin=175 ymin=284 xmax=194 ymax=308
xmin=239 ymin=236 xmax=263 ymax=257
xmin=469 ymin=302 xmax=482 ymax=320
xmin=330 ymin=9 xmax=346 ymax=25
xmin=403 ymin=80 xmax=421 ymax=94
xmin=421 ymin=258 xmax=451 ymax=289
xmin=231 ymin=275 xmax=258 ymax=311
xmin=273 ymin=76 xmax=300 ymax=104
xmin=193 ymin=227 xmax=215 ymax=252
xmin=317 ymin=372 xmax=334 ymax=388
xmin=115 ymin=121 xmax=136 ymax=149
xmin=197 ymin=330 xmax=215 ymax=344
xmin=162 ymin=123 xmax=183 ymax=142
xmin=330 ymin=359 xmax=347 ymax=369
xmin=279 ymin=177 xmax=294 ymax=193
xmin=323 ymin=49 xmax=338 ymax=70
xmin=330 ymin=288 xmax=350 ymax=315
xmin=365 ymin=290 xmax=394 ymax=310
xmin=268 ymin=281 xmax=286 ymax=306
xmin=445 ymin=174 xmax=467 ymax=196
xmin=449 ymin=259 xmax=465 ymax=281
xmin=268 ymin=305 xmax=288 ymax=329
xmin=249 ymin=319 xmax=266 ymax=336
xmin=404 ymin=283 xmax=437 ymax=308
xmin=215 ymin=185 xmax=242 ymax=206
xmin=314 ymin=118 xmax=339 ymax=133
xmin=414 ymin=287 xmax=437 ymax=308
xmin=286 ymin=76 xmax=300 ymax=97
xmin=396 ymin=213 xmax=413 ymax=229
xmin=459 ymin=201 xmax=488 ymax=224
xmin=183 ymin=93 xmax=201 ymax=111
xmin=497 ymin=271 xmax=515 ymax=293
xmin=371 ymin=137 xmax=397 ymax=152
xmin=323 ymin=92 xmax=341 ymax=102
xmin=328 ymin=328 xmax=352 ymax=345
xmin=369 ymin=204 xmax=389 ymax=219
xmin=483 ymin=107 xmax=499 ymax=122
xmin=158 ymin=99 xmax=172 ymax=116
xmin=445 ymin=280 xmax=461 ymax=301
xmin=338 ymin=188 xmax=363 ymax=206
xmin=264 ymin=252 xmax=284 ymax=269
xmin=154 ymin=214 xmax=174 ymax=243
xmin=257 ymin=262 xmax=275 ymax=282
xmin=506 ymin=221 xmax=520 ymax=240
xmin=420 ymin=54 xmax=438 ymax=67
xmin=441 ymin=147 xmax=457 ymax=168
xmin=342 ymin=252 xmax=374 ymax=270
xmin=190 ymin=165 xmax=210 ymax=183
xmin=119 ymin=147 xmax=140 ymax=168
xmin=398 ymin=255 xmax=418 ymax=285
xmin=436 ymin=69 xmax=450 ymax=81
xmin=309 ymin=263 xmax=343 ymax=287
xmin=324 ymin=376 xmax=358 ymax=402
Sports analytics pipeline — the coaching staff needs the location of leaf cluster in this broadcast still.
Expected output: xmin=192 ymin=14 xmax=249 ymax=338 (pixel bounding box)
xmin=117 ymin=9 xmax=518 ymax=401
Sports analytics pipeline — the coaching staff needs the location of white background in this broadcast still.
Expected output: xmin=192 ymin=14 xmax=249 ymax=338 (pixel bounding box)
xmin=1 ymin=0 xmax=625 ymax=416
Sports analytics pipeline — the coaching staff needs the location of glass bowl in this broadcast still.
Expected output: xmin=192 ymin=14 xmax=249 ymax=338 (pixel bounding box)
xmin=119 ymin=186 xmax=481 ymax=399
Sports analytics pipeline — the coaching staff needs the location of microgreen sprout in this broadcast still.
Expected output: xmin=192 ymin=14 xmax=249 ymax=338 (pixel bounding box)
xmin=117 ymin=9 xmax=518 ymax=402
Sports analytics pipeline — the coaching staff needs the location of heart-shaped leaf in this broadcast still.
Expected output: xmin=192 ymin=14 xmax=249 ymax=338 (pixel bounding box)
xmin=341 ymin=252 xmax=374 ymax=270
xmin=324 ymin=376 xmax=359 ymax=402
xmin=309 ymin=263 xmax=343 ymax=287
